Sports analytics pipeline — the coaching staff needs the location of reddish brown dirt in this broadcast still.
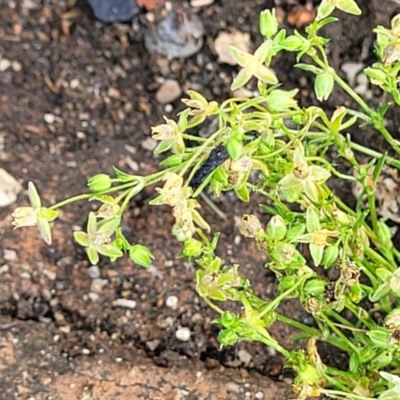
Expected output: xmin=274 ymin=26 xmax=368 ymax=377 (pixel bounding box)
xmin=0 ymin=0 xmax=399 ymax=399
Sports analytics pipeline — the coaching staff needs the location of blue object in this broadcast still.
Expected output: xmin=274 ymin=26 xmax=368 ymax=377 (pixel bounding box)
xmin=87 ymin=0 xmax=140 ymax=22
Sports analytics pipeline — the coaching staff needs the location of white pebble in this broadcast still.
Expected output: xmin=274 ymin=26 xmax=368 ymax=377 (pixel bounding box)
xmin=70 ymin=79 xmax=80 ymax=89
xmin=11 ymin=61 xmax=22 ymax=71
xmin=0 ymin=59 xmax=11 ymax=72
xmin=88 ymin=265 xmax=100 ymax=279
xmin=0 ymin=169 xmax=22 ymax=207
xmin=3 ymin=249 xmax=17 ymax=261
xmin=166 ymin=295 xmax=178 ymax=309
xmin=44 ymin=113 xmax=55 ymax=124
xmin=175 ymin=327 xmax=191 ymax=342
xmin=238 ymin=349 xmax=252 ymax=366
xmin=255 ymin=392 xmax=264 ymax=399
xmin=88 ymin=292 xmax=99 ymax=302
xmin=226 ymin=382 xmax=241 ymax=393
xmin=112 ymin=298 xmax=137 ymax=309
xmin=141 ymin=137 xmax=157 ymax=151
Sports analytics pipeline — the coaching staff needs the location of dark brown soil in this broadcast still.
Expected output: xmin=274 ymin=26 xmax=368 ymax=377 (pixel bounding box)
xmin=0 ymin=0 xmax=399 ymax=399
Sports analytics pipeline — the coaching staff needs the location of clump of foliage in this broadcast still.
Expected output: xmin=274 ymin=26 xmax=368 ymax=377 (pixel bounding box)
xmin=13 ymin=0 xmax=400 ymax=398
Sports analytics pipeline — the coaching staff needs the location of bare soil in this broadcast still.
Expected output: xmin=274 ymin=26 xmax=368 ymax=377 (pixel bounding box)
xmin=0 ymin=0 xmax=399 ymax=399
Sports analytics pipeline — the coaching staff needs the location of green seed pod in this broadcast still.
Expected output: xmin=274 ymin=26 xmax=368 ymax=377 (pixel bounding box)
xmin=87 ymin=174 xmax=112 ymax=192
xmin=321 ymin=245 xmax=339 ymax=269
xmin=304 ymin=279 xmax=326 ymax=297
xmin=314 ymin=71 xmax=334 ymax=101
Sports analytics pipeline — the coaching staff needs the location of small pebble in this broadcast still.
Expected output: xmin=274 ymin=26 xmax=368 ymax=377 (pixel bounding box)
xmin=44 ymin=113 xmax=55 ymax=124
xmin=3 ymin=249 xmax=17 ymax=261
xmin=226 ymin=382 xmax=241 ymax=393
xmin=255 ymin=392 xmax=264 ymax=399
xmin=11 ymin=61 xmax=22 ymax=71
xmin=238 ymin=349 xmax=252 ymax=366
xmin=88 ymin=292 xmax=99 ymax=302
xmin=0 ymin=169 xmax=22 ymax=207
xmin=175 ymin=327 xmax=191 ymax=342
xmin=165 ymin=295 xmax=178 ymax=309
xmin=0 ymin=59 xmax=11 ymax=72
xmin=141 ymin=137 xmax=157 ymax=151
xmin=70 ymin=79 xmax=80 ymax=89
xmin=90 ymin=278 xmax=108 ymax=293
xmin=112 ymin=298 xmax=137 ymax=309
xmin=145 ymin=339 xmax=160 ymax=352
xmin=155 ymin=79 xmax=182 ymax=104
xmin=88 ymin=265 xmax=100 ymax=279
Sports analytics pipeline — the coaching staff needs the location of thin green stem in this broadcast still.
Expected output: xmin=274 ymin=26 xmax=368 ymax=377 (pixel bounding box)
xmin=319 ymin=313 xmax=359 ymax=354
xmin=275 ymin=313 xmax=321 ymax=337
xmin=49 ymin=193 xmax=95 ymax=210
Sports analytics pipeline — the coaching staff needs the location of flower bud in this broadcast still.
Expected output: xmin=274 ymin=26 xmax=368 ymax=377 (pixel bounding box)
xmin=219 ymin=311 xmax=239 ymax=328
xmin=315 ymin=71 xmax=334 ymax=101
xmin=376 ymin=221 xmax=393 ymax=246
xmin=390 ymin=268 xmax=400 ymax=295
xmin=371 ymin=350 xmax=392 ymax=369
xmin=259 ymin=9 xmax=278 ymax=38
xmin=181 ymin=238 xmax=203 ymax=258
xmin=218 ymin=328 xmax=238 ymax=346
xmin=321 ymin=245 xmax=339 ymax=268
xmin=367 ymin=330 xmax=390 ymax=348
xmin=88 ymin=174 xmax=112 ymax=192
xmin=266 ymin=215 xmax=287 ymax=241
xmin=129 ymin=244 xmax=154 ymax=268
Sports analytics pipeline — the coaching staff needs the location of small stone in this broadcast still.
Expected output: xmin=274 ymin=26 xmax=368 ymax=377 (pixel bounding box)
xmin=175 ymin=327 xmax=191 ymax=342
xmin=146 ymin=339 xmax=160 ymax=351
xmin=155 ymin=79 xmax=182 ymax=104
xmin=88 ymin=265 xmax=100 ymax=279
xmin=165 ymin=295 xmax=178 ymax=309
xmin=43 ymin=269 xmax=57 ymax=281
xmin=44 ymin=113 xmax=55 ymax=124
xmin=11 ymin=61 xmax=22 ymax=71
xmin=341 ymin=62 xmax=364 ymax=87
xmin=3 ymin=249 xmax=17 ymax=261
xmin=70 ymin=79 xmax=80 ymax=89
xmin=0 ymin=59 xmax=11 ymax=72
xmin=255 ymin=392 xmax=264 ymax=399
xmin=112 ymin=298 xmax=137 ymax=309
xmin=141 ymin=137 xmax=157 ymax=151
xmin=90 ymin=278 xmax=108 ymax=293
xmin=238 ymin=349 xmax=252 ymax=366
xmin=0 ymin=265 xmax=9 ymax=274
xmin=226 ymin=382 xmax=241 ymax=393
xmin=0 ymin=169 xmax=21 ymax=207
xmin=0 ymin=282 xmax=11 ymax=303
xmin=214 ymin=30 xmax=251 ymax=65
xmin=88 ymin=292 xmax=99 ymax=302
xmin=108 ymin=88 xmax=121 ymax=99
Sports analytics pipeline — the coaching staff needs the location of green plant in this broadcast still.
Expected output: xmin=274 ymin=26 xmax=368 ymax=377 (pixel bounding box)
xmin=12 ymin=1 xmax=400 ymax=398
